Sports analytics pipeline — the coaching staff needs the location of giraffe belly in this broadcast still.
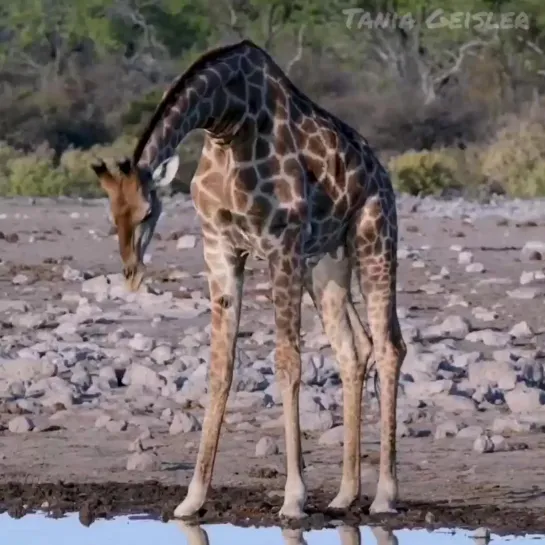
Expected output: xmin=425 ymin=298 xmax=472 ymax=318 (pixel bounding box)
xmin=303 ymin=215 xmax=348 ymax=252
xmin=225 ymin=214 xmax=348 ymax=262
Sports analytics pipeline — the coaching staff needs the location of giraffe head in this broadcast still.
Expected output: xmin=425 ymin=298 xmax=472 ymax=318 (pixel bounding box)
xmin=91 ymin=154 xmax=180 ymax=291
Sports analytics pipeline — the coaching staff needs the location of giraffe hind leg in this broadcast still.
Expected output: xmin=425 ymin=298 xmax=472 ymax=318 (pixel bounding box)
xmin=350 ymin=196 xmax=406 ymax=514
xmin=269 ymin=243 xmax=307 ymax=519
xmin=303 ymin=246 xmax=373 ymax=510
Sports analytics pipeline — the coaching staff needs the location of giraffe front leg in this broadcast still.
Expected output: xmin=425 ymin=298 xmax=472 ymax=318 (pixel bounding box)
xmin=173 ymin=243 xmax=246 ymax=519
xmin=270 ymin=248 xmax=307 ymax=519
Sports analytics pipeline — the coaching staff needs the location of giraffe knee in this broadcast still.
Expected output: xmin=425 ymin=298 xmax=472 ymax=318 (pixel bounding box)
xmin=275 ymin=344 xmax=302 ymax=388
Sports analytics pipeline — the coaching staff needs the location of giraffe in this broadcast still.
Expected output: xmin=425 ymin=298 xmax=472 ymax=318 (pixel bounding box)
xmin=173 ymin=519 xmax=398 ymax=545
xmin=91 ymin=39 xmax=406 ymax=520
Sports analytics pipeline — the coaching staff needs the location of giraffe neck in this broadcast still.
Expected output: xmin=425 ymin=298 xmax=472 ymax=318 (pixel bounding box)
xmin=135 ymin=58 xmax=250 ymax=174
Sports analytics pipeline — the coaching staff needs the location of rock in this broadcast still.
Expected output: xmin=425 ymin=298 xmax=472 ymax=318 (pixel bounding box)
xmin=128 ymin=334 xmax=155 ymax=352
xmin=169 ymin=411 xmax=202 ymax=435
xmin=95 ymin=414 xmax=112 ymax=429
xmin=318 ymin=425 xmax=344 ymax=446
xmin=123 ymin=364 xmax=165 ymax=390
xmin=403 ymin=379 xmax=452 ymax=401
xmin=491 ymin=417 xmax=531 ymax=435
xmin=98 ymin=366 xmax=119 ymax=389
xmin=126 ymin=451 xmax=160 ymax=471
xmin=434 ymin=420 xmax=460 ymax=439
xmin=456 ymin=425 xmax=483 ymax=439
xmin=490 ymin=435 xmax=508 ymax=452
xmin=62 ymin=266 xmax=83 ymax=282
xmin=458 ymin=251 xmax=473 ymax=265
xmin=233 ymin=369 xmax=269 ymax=392
xmin=70 ymin=369 xmax=92 ymax=390
xmin=12 ymin=273 xmax=30 ymax=285
xmin=255 ymin=436 xmax=279 ymax=456
xmin=106 ymin=420 xmax=128 ymax=433
xmin=8 ymin=416 xmax=34 ymax=433
xmin=507 ymin=287 xmax=541 ymax=300
xmin=467 ymin=360 xmax=516 ymax=390
xmin=176 ymin=235 xmax=197 ymax=249
xmin=433 ymin=393 xmax=477 ymax=413
xmin=505 ymin=386 xmax=545 ymax=413
xmin=465 ymin=329 xmax=510 ymax=347
xmin=151 ymin=345 xmax=173 ymax=365
xmin=466 ymin=262 xmax=485 ymax=273
xmin=509 ymin=321 xmax=533 ymax=339
xmin=434 ymin=420 xmax=460 ymax=440
xmin=0 ymin=359 xmax=57 ymax=382
xmin=82 ymin=275 xmax=110 ymax=296
xmin=420 ymin=315 xmax=470 ymax=341
xmin=520 ymin=241 xmax=545 ymax=261
xmin=300 ymin=409 xmax=334 ymax=432
xmin=520 ymin=360 xmax=544 ymax=387
xmin=473 ymin=435 xmax=494 ymax=454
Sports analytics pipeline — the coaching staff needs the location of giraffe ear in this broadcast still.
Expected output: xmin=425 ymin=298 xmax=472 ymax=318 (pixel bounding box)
xmin=151 ymin=155 xmax=180 ymax=188
xmin=91 ymin=160 xmax=118 ymax=196
xmin=117 ymin=157 xmax=133 ymax=176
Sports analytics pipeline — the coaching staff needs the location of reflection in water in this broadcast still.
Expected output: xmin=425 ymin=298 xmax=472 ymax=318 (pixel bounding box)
xmin=174 ymin=520 xmax=400 ymax=545
xmin=0 ymin=511 xmax=543 ymax=544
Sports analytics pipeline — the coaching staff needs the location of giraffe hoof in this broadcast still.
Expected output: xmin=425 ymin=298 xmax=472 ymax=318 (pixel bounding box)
xmin=369 ymin=498 xmax=398 ymax=515
xmin=327 ymin=494 xmax=356 ymax=511
xmin=173 ymin=496 xmax=205 ymax=519
xmin=279 ymin=502 xmax=307 ymax=520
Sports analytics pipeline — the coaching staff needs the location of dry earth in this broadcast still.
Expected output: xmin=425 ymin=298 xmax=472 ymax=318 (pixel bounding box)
xmin=0 ymin=194 xmax=545 ymax=534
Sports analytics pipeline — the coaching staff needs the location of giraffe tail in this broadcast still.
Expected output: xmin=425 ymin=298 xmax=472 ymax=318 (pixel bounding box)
xmin=366 ymin=357 xmax=381 ymax=409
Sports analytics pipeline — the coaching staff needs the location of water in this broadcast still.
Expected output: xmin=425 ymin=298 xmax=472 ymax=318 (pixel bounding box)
xmin=1 ymin=512 xmax=543 ymax=544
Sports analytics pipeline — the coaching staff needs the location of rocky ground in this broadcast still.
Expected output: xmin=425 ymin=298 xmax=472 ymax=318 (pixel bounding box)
xmin=1 ymin=194 xmax=545 ymax=534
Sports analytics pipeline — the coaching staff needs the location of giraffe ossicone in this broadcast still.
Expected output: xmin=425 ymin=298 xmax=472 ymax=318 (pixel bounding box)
xmin=90 ymin=39 xmax=406 ymax=520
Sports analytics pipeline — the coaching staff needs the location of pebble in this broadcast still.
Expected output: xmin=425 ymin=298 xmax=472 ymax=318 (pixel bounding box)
xmin=3 ymin=194 xmax=545 ymax=488
xmin=176 ymin=235 xmax=197 ymax=249
xmin=169 ymin=411 xmax=202 ymax=435
xmin=126 ymin=451 xmax=160 ymax=471
xmin=255 ymin=436 xmax=279 ymax=456
xmin=8 ymin=416 xmax=34 ymax=433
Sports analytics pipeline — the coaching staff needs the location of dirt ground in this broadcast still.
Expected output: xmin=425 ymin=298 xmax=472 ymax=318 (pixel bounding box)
xmin=1 ymin=195 xmax=545 ymax=535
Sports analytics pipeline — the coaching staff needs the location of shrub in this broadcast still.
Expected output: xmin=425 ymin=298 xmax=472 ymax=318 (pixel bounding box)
xmin=388 ymin=149 xmax=463 ymax=196
xmin=5 ymin=143 xmax=68 ymax=197
xmin=480 ymin=116 xmax=545 ymax=198
xmin=0 ymin=135 xmax=197 ymax=198
xmin=59 ymin=136 xmax=138 ymax=198
xmin=121 ymin=90 xmax=165 ymax=135
xmin=0 ymin=142 xmax=24 ymax=194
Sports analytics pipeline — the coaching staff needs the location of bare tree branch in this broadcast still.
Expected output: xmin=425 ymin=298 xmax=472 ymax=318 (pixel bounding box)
xmin=220 ymin=0 xmax=245 ymax=40
xmin=286 ymin=24 xmax=306 ymax=76
xmin=113 ymin=0 xmax=168 ymax=58
xmin=432 ymin=39 xmax=496 ymax=88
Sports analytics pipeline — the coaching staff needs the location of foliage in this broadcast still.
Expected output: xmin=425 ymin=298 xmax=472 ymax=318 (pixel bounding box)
xmin=1 ymin=0 xmax=545 ymax=198
xmin=388 ymin=149 xmax=463 ymax=196
xmin=480 ymin=113 xmax=545 ymax=197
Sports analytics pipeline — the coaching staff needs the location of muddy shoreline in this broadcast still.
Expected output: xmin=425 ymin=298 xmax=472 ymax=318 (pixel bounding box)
xmin=1 ymin=481 xmax=544 ymax=535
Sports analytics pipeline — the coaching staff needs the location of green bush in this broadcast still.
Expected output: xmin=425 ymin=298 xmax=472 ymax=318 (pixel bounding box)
xmin=59 ymin=137 xmax=138 ymax=198
xmin=480 ymin=117 xmax=545 ymax=198
xmin=388 ymin=149 xmax=463 ymax=196
xmin=5 ymin=143 xmax=68 ymax=197
xmin=0 ymin=135 xmax=196 ymax=198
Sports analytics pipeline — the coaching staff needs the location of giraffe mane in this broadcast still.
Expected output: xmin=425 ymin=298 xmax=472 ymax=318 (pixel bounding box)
xmin=132 ymin=39 xmax=258 ymax=164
